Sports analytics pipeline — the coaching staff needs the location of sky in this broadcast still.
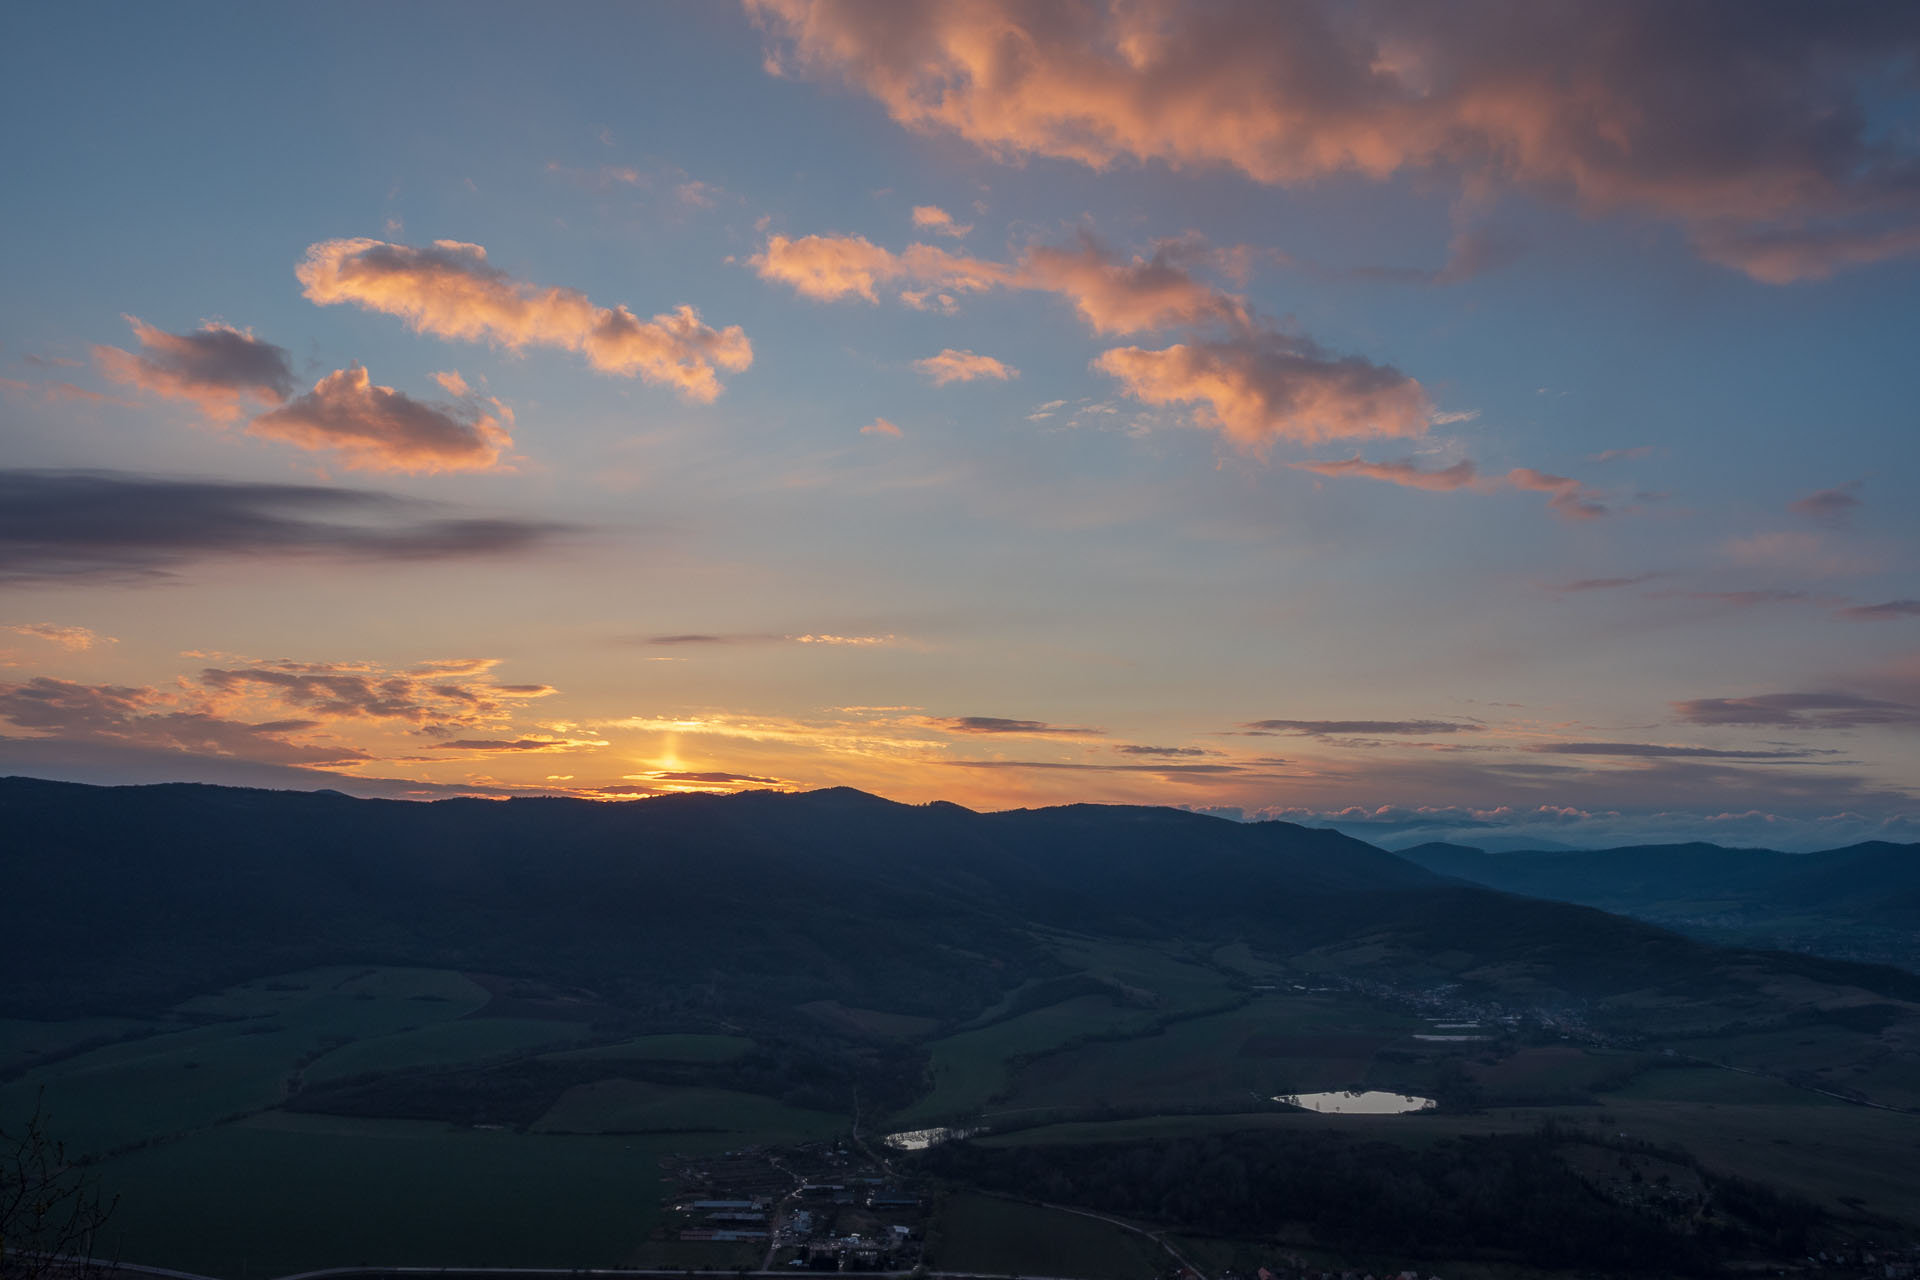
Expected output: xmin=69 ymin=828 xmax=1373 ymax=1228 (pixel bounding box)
xmin=3 ymin=0 xmax=1919 ymax=851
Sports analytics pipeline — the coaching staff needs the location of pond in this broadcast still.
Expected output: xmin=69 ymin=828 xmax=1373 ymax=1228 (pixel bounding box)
xmin=1274 ymin=1090 xmax=1436 ymax=1115
xmin=883 ymin=1125 xmax=979 ymax=1150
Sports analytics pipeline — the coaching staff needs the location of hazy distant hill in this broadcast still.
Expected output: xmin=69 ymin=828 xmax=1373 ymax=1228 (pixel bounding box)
xmin=1401 ymin=838 xmax=1920 ymax=971
xmin=7 ymin=775 xmax=1919 ymax=1026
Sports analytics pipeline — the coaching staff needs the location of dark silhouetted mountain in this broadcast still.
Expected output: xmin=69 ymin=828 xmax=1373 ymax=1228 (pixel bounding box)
xmin=7 ymin=776 xmax=1919 ymax=1026
xmin=1400 ymin=838 xmax=1920 ymax=971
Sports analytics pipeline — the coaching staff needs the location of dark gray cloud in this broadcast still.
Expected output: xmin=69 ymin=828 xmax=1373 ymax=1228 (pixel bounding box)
xmin=1527 ymin=741 xmax=1832 ymax=761
xmin=1551 ymin=572 xmax=1663 ymax=592
xmin=643 ymin=770 xmax=785 ymax=785
xmin=1244 ymin=719 xmax=1478 ymax=736
xmin=934 ymin=716 xmax=1106 ymax=736
xmin=1838 ymin=599 xmax=1920 ymax=622
xmin=93 ymin=317 xmax=295 ymax=418
xmin=0 ymin=676 xmax=363 ymax=766
xmin=1117 ymin=744 xmax=1221 ymax=757
xmin=944 ymin=759 xmax=1247 ymax=775
xmin=0 ymin=470 xmax=569 ymax=584
xmin=1672 ymin=692 xmax=1920 ymax=729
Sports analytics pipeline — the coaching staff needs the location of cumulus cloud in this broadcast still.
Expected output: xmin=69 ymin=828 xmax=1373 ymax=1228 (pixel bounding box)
xmin=1018 ymin=233 xmax=1251 ymax=335
xmin=93 ymin=317 xmax=294 ymax=420
xmin=1244 ymin=718 xmax=1477 ymax=736
xmin=249 ymin=366 xmax=513 ymax=472
xmin=751 ymin=233 xmax=1010 ymax=303
xmin=1094 ymin=335 xmax=1429 ymax=451
xmin=749 ymin=0 xmax=1920 ymax=281
xmin=914 ymin=348 xmax=1017 ymax=385
xmin=930 ymin=715 xmax=1105 ymax=736
xmin=0 ymin=470 xmax=567 ymax=585
xmin=3 ymin=623 xmax=113 ymax=652
xmin=298 ymin=239 xmax=751 ymax=401
xmin=912 ymin=204 xmax=972 ymax=237
xmin=1672 ymin=692 xmax=1920 ymax=730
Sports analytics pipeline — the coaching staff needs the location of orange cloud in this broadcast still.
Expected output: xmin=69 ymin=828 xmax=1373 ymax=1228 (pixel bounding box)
xmin=911 ymin=204 xmax=972 ymax=238
xmin=1093 ymin=336 xmax=1430 ymax=450
xmin=1293 ymin=455 xmax=1479 ymax=491
xmin=861 ymin=416 xmax=903 ymax=437
xmin=751 ymin=0 xmax=1920 ymax=282
xmin=751 ymin=233 xmax=1010 ymax=303
xmin=93 ymin=317 xmax=294 ymax=420
xmin=298 ymin=239 xmax=751 ymax=401
xmin=249 ymin=366 xmax=513 ymax=473
xmin=3 ymin=623 xmax=115 ymax=652
xmin=755 ymin=230 xmax=1244 ymax=337
xmin=914 ymin=348 xmax=1017 ymax=385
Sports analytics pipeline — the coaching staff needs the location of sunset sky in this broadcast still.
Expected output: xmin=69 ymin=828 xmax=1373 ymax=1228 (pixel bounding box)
xmin=4 ymin=1 xmax=1919 ymax=850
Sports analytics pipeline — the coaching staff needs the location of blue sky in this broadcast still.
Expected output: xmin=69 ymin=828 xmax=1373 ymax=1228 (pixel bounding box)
xmin=3 ymin=0 xmax=1918 ymax=849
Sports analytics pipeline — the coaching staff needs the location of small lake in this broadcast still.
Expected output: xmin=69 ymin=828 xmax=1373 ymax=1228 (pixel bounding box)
xmin=883 ymin=1125 xmax=978 ymax=1150
xmin=1275 ymin=1090 xmax=1436 ymax=1115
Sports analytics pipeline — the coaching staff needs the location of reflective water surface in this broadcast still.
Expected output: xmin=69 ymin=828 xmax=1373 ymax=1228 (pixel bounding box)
xmin=884 ymin=1125 xmax=979 ymax=1150
xmin=1274 ymin=1090 xmax=1436 ymax=1115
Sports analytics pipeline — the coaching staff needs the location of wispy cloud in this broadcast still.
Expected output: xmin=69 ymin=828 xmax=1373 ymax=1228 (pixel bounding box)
xmin=0 ymin=470 xmax=568 ymax=585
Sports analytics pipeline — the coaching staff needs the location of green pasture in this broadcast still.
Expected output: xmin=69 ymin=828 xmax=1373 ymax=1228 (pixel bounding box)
xmin=0 ymin=1016 xmax=155 ymax=1075
xmin=930 ymin=1192 xmax=1164 ymax=1280
xmin=0 ymin=966 xmax=551 ymax=1156
xmin=93 ymin=1110 xmax=734 ymax=1278
xmin=304 ymin=1016 xmax=588 ymax=1083
xmin=532 ymin=1077 xmax=843 ymax=1138
xmin=893 ymin=994 xmax=1149 ymax=1126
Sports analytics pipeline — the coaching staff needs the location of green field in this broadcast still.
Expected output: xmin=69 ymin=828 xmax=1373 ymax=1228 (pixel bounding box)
xmin=93 ymin=1111 xmax=736 ymax=1278
xmin=532 ymin=1077 xmax=843 ymax=1138
xmin=931 ymin=1192 xmax=1166 ymax=1279
xmin=997 ymin=991 xmax=1417 ymax=1115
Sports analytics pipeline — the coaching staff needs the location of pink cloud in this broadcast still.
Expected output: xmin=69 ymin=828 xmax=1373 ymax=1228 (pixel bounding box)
xmin=911 ymin=204 xmax=972 ymax=238
xmin=750 ymin=0 xmax=1920 ymax=281
xmin=1292 ymin=455 xmax=1478 ymax=491
xmin=914 ymin=348 xmax=1017 ymax=385
xmin=93 ymin=317 xmax=294 ymax=420
xmin=861 ymin=416 xmax=903 ymax=437
xmin=1093 ymin=335 xmax=1430 ymax=450
xmin=298 ymin=239 xmax=751 ymax=401
xmin=1293 ymin=454 xmax=1609 ymax=518
xmin=249 ymin=366 xmax=513 ymax=473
